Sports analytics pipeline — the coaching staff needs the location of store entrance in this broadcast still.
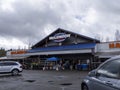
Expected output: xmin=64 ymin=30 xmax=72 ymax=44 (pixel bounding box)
xmin=24 ymin=53 xmax=94 ymax=70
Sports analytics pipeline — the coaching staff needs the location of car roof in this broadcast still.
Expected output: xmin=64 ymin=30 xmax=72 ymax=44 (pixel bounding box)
xmin=110 ymin=55 xmax=120 ymax=60
xmin=0 ymin=61 xmax=17 ymax=63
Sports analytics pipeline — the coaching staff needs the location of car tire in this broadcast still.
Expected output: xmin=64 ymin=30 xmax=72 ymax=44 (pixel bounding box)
xmin=82 ymin=84 xmax=89 ymax=90
xmin=12 ymin=69 xmax=19 ymax=76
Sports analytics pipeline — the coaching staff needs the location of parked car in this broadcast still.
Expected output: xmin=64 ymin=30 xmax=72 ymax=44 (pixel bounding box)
xmin=81 ymin=55 xmax=120 ymax=90
xmin=0 ymin=61 xmax=23 ymax=75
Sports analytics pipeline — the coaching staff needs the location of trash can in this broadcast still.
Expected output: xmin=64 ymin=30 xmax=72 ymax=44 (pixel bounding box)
xmin=81 ymin=64 xmax=88 ymax=70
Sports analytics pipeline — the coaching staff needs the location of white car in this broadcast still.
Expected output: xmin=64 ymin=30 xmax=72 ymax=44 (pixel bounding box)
xmin=0 ymin=61 xmax=23 ymax=75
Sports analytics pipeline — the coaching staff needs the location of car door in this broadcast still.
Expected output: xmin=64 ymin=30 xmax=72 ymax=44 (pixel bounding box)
xmin=2 ymin=62 xmax=13 ymax=72
xmin=92 ymin=59 xmax=120 ymax=90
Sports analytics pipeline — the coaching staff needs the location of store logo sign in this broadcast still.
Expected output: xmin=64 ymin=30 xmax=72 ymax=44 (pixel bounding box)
xmin=49 ymin=33 xmax=71 ymax=42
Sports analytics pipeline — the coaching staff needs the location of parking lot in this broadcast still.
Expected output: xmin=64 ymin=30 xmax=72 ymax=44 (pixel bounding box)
xmin=0 ymin=70 xmax=88 ymax=90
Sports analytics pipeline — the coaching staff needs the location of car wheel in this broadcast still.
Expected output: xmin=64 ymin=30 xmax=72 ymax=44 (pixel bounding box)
xmin=82 ymin=84 xmax=89 ymax=90
xmin=12 ymin=69 xmax=19 ymax=76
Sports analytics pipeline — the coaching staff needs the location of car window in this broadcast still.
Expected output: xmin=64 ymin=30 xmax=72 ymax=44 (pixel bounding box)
xmin=3 ymin=62 xmax=18 ymax=66
xmin=0 ymin=62 xmax=4 ymax=66
xmin=97 ymin=59 xmax=120 ymax=78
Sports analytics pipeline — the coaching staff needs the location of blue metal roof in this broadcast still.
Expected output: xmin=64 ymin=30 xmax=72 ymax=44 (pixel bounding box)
xmin=27 ymin=43 xmax=96 ymax=53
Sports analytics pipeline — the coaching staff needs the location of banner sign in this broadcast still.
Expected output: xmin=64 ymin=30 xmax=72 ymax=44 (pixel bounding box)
xmin=49 ymin=33 xmax=71 ymax=42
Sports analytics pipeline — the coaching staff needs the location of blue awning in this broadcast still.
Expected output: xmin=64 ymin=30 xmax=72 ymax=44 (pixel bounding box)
xmin=46 ymin=57 xmax=59 ymax=61
xmin=27 ymin=43 xmax=96 ymax=53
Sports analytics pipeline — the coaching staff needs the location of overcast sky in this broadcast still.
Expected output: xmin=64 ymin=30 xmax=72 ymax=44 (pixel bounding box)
xmin=0 ymin=0 xmax=120 ymax=50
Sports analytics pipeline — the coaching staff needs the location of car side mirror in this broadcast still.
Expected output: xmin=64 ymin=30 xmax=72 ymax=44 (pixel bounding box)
xmin=88 ymin=70 xmax=101 ymax=77
xmin=88 ymin=70 xmax=96 ymax=77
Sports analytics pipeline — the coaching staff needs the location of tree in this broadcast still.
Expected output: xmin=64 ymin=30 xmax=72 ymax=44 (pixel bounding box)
xmin=115 ymin=30 xmax=120 ymax=41
xmin=106 ymin=37 xmax=110 ymax=42
xmin=0 ymin=48 xmax=6 ymax=57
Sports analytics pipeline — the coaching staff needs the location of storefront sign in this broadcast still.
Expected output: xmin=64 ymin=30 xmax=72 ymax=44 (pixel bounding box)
xmin=49 ymin=33 xmax=71 ymax=42
xmin=109 ymin=43 xmax=120 ymax=48
xmin=11 ymin=50 xmax=26 ymax=55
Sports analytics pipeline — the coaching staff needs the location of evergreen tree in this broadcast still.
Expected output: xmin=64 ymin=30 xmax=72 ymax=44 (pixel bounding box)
xmin=0 ymin=48 xmax=6 ymax=57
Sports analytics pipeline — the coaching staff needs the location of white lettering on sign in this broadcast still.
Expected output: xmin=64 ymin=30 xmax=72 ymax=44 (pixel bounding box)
xmin=49 ymin=33 xmax=71 ymax=42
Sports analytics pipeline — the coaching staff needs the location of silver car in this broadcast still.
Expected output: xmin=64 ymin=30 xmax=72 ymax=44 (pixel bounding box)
xmin=0 ymin=61 xmax=23 ymax=75
xmin=81 ymin=55 xmax=120 ymax=90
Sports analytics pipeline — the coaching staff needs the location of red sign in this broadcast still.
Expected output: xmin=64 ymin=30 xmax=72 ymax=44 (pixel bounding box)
xmin=11 ymin=50 xmax=26 ymax=54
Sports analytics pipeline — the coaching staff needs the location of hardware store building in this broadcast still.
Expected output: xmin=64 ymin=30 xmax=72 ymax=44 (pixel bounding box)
xmin=18 ymin=28 xmax=99 ymax=70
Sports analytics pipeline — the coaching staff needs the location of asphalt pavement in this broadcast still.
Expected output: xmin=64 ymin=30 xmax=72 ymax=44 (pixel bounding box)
xmin=0 ymin=70 xmax=89 ymax=90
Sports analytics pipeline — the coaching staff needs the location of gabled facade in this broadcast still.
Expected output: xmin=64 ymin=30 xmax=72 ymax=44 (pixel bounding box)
xmin=27 ymin=28 xmax=100 ymax=56
xmin=32 ymin=28 xmax=99 ymax=49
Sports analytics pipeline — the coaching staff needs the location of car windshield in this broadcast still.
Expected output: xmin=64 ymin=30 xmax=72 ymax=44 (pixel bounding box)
xmin=97 ymin=59 xmax=120 ymax=78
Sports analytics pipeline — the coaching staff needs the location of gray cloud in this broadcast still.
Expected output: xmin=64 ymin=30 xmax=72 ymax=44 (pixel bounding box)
xmin=0 ymin=0 xmax=120 ymax=49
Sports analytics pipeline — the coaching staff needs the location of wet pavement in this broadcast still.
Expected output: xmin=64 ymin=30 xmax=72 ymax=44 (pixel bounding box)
xmin=0 ymin=70 xmax=88 ymax=90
